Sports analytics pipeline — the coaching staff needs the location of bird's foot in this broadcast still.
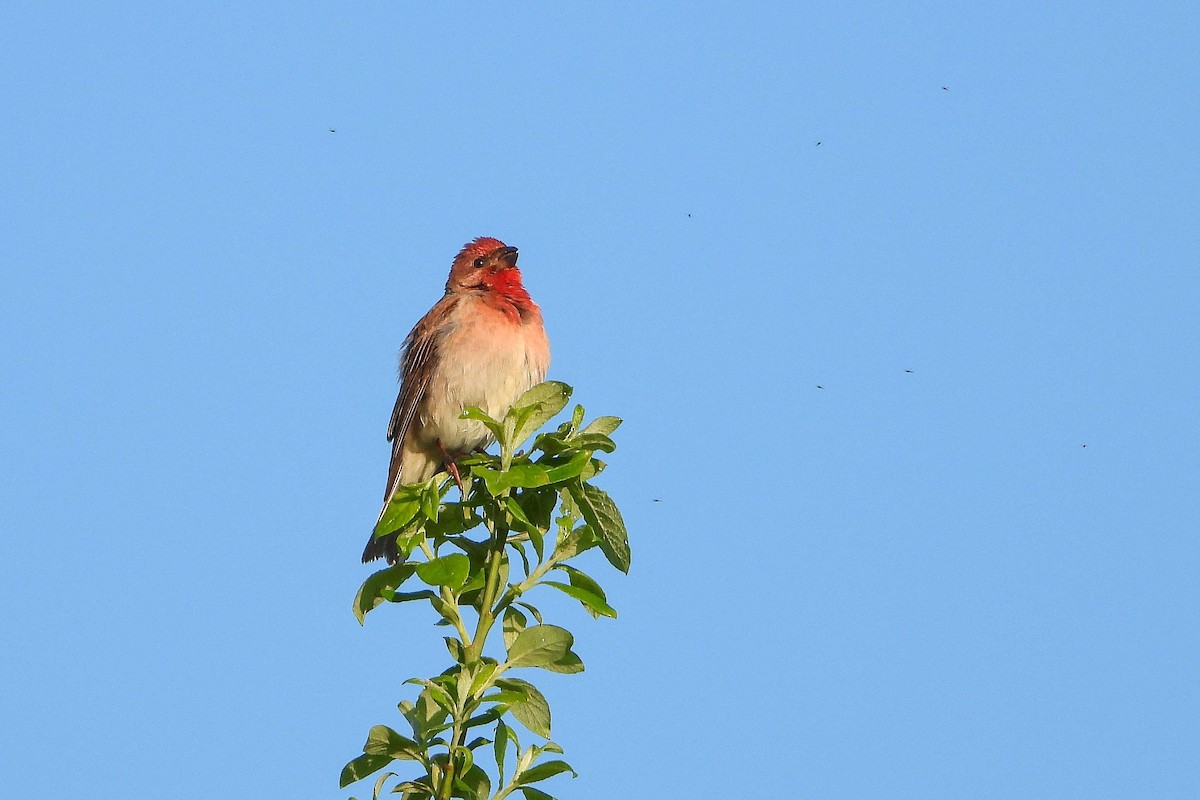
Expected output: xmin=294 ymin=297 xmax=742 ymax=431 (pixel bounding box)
xmin=438 ymin=440 xmax=467 ymax=496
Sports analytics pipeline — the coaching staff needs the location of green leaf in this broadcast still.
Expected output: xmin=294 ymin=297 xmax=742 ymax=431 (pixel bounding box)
xmin=504 ymin=495 xmax=536 ymax=531
xmin=415 ymin=554 xmax=471 ymax=589
xmin=533 ymin=411 xmax=618 ymax=455
xmin=536 ymin=430 xmax=616 ymax=457
xmin=444 ymin=636 xmax=465 ymax=663
xmin=515 ymin=601 xmax=543 ymax=624
xmin=460 ymin=406 xmax=504 ymax=440
xmin=429 ymin=757 xmax=447 ymax=791
xmin=454 ymin=743 xmax=476 ymax=771
xmin=373 ymin=505 xmax=421 ymax=542
xmin=496 ymin=551 xmax=510 ymax=596
xmin=453 ymin=663 xmax=476 ymax=708
xmin=579 ymin=457 xmax=603 ymax=481
xmin=517 ymin=759 xmax=577 ymax=785
xmin=420 ymin=479 xmax=443 ymax=522
xmin=540 ymin=581 xmax=617 ymax=619
xmin=511 ymin=542 xmax=532 ymax=581
xmin=363 ymin=725 xmax=422 ymax=761
xmin=382 ymin=589 xmax=438 ymax=604
xmin=501 ymin=414 xmax=518 ymax=459
xmin=464 ymin=705 xmax=506 ymax=728
xmin=417 ymin=685 xmax=453 ymax=725
xmin=470 ymin=465 xmax=510 ymax=496
xmin=558 ymin=563 xmax=606 ymax=598
xmin=468 ymin=661 xmax=499 ymax=697
xmin=538 ymin=450 xmax=592 ymax=484
xmin=506 ymin=625 xmax=573 ymax=669
xmin=502 ymin=463 xmax=552 ymax=489
xmin=373 ymin=770 xmax=395 ymax=800
xmin=529 ymin=431 xmax=573 ymax=456
xmin=493 ymin=721 xmax=510 ymax=780
xmin=516 ymin=487 xmax=557 ymax=532
xmin=566 ymin=482 xmax=630 ymax=573
xmin=509 ymin=382 xmax=572 ymax=449
xmin=354 ymin=564 xmax=416 ymax=624
xmin=577 ymin=415 xmax=621 ymax=438
xmin=482 ymin=689 xmax=528 ymax=705
xmin=497 ymin=677 xmax=551 ymax=738
xmin=394 ymin=523 xmax=428 ymax=561
xmin=429 ymin=594 xmax=463 ymax=628
xmin=375 ymin=485 xmax=424 ymax=539
xmin=427 ymin=504 xmax=484 ymax=538
xmin=454 ymin=763 xmax=491 ymax=800
xmin=502 ymin=607 xmax=527 ymax=651
xmin=553 ymin=525 xmax=596 ymax=561
xmin=557 ymin=487 xmax=580 ymax=521
xmin=453 ymin=533 xmax=490 ymax=559
xmin=408 ymin=681 xmax=453 ymax=714
xmin=392 ymin=780 xmax=433 ymax=799
xmin=340 ymin=753 xmax=393 ymax=788
xmin=520 ymin=788 xmax=557 ymax=800
xmin=565 ymin=432 xmax=617 ymax=454
xmin=397 ymin=700 xmax=423 ymax=739
xmin=540 ymin=651 xmax=584 ymax=675
xmin=527 ymin=525 xmax=546 ymax=563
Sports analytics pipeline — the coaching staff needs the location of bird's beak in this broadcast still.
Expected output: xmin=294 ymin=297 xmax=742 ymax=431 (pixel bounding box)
xmin=497 ymin=246 xmax=519 ymax=267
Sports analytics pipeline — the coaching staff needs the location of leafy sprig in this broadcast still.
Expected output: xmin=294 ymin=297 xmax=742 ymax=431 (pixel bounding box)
xmin=344 ymin=382 xmax=629 ymax=800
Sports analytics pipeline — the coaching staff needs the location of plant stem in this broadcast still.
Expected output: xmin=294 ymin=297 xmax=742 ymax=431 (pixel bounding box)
xmin=494 ymin=549 xmax=561 ymax=616
xmin=440 ymin=496 xmax=511 ymax=800
xmin=442 ymin=586 xmax=473 ymax=645
xmin=437 ymin=723 xmax=460 ymax=800
xmin=465 ymin=496 xmax=510 ymax=663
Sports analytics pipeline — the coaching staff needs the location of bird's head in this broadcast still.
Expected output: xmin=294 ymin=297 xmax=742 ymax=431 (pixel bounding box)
xmin=446 ymin=237 xmax=529 ymax=302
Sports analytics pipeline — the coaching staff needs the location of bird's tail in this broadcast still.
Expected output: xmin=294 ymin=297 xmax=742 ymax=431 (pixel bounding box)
xmin=364 ymin=464 xmax=405 ymax=564
xmin=361 ymin=528 xmax=400 ymax=565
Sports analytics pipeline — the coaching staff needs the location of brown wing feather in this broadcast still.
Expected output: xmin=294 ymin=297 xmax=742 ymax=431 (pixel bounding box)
xmin=380 ymin=294 xmax=456 ymax=510
xmin=366 ymin=293 xmax=461 ymax=564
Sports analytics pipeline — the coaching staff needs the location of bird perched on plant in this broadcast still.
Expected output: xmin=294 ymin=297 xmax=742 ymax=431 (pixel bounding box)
xmin=362 ymin=237 xmax=551 ymax=564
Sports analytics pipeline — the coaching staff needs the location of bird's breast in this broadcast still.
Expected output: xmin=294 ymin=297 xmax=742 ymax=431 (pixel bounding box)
xmin=417 ymin=295 xmax=550 ymax=453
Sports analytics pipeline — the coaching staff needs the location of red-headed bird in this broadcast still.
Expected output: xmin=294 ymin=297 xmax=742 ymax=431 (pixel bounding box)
xmin=363 ymin=237 xmax=551 ymax=564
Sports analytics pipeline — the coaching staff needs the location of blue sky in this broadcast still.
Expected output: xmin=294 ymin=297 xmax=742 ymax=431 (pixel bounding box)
xmin=2 ymin=2 xmax=1197 ymax=797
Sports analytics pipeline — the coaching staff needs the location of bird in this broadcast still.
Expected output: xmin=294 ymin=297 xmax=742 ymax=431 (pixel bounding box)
xmin=362 ymin=237 xmax=551 ymax=564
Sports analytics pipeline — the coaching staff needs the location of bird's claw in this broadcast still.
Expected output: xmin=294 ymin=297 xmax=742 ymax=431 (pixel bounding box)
xmin=438 ymin=440 xmax=468 ymax=497
xmin=446 ymin=459 xmax=466 ymax=496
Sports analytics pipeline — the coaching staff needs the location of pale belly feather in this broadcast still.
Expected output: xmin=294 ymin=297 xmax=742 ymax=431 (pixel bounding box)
xmin=415 ymin=299 xmax=549 ymax=455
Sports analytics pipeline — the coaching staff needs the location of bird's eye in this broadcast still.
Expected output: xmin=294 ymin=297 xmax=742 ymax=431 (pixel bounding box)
xmin=472 ymin=257 xmax=485 ymax=268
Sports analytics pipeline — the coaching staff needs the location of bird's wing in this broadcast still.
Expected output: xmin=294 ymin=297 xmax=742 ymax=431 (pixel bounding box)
xmin=382 ymin=295 xmax=454 ymax=506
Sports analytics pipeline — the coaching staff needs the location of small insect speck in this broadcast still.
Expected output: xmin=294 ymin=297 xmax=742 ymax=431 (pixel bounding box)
xmin=942 ymin=86 xmax=949 ymax=91
xmin=817 ymin=385 xmax=825 ymax=390
xmin=905 ymin=369 xmax=914 ymax=374
xmin=1081 ymin=444 xmax=1087 ymax=448
xmin=687 ymin=213 xmax=692 ymax=218
xmin=653 ymin=498 xmax=663 ymax=503
xmin=329 ymin=128 xmax=336 ymax=133
xmin=815 ymin=141 xmax=822 ymax=147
